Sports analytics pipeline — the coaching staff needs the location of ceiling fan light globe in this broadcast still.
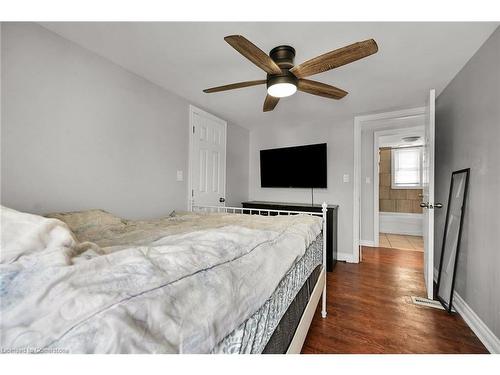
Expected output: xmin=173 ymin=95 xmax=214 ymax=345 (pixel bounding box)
xmin=267 ymin=83 xmax=297 ymax=98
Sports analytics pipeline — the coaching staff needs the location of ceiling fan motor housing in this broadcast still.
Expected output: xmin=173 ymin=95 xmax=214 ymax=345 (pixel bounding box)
xmin=267 ymin=45 xmax=298 ymax=90
xmin=269 ymin=45 xmax=296 ymax=69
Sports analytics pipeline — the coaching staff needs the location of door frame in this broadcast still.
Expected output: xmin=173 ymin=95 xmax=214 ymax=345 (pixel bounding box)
xmin=188 ymin=105 xmax=227 ymax=211
xmin=423 ymin=88 xmax=436 ymax=299
xmin=373 ymin=125 xmax=425 ymax=246
xmin=353 ymin=106 xmax=425 ymax=262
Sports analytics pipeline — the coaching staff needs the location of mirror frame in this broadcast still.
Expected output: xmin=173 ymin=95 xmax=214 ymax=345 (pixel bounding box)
xmin=436 ymin=168 xmax=470 ymax=313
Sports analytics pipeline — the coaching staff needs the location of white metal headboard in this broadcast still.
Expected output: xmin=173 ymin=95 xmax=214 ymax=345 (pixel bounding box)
xmin=191 ymin=202 xmax=328 ymax=318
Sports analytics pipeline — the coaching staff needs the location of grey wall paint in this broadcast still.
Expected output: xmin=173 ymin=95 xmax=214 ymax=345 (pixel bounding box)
xmin=226 ymin=122 xmax=249 ymax=207
xmin=249 ymin=117 xmax=354 ymax=259
xmin=435 ymin=26 xmax=500 ymax=339
xmin=1 ymin=23 xmax=249 ymax=219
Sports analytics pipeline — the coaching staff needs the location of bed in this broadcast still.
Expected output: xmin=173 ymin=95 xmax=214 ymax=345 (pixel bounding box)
xmin=0 ymin=204 xmax=327 ymax=354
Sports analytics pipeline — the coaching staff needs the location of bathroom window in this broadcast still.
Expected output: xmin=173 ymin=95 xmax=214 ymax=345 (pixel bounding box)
xmin=391 ymin=147 xmax=423 ymax=188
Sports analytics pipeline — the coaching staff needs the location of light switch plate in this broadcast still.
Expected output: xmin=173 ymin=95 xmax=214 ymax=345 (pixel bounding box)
xmin=176 ymin=170 xmax=183 ymax=182
xmin=343 ymin=174 xmax=350 ymax=183
xmin=365 ymin=177 xmax=371 ymax=184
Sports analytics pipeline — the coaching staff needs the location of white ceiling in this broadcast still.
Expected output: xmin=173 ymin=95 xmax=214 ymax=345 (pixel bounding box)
xmin=40 ymin=22 xmax=498 ymax=130
xmin=379 ymin=127 xmax=425 ymax=148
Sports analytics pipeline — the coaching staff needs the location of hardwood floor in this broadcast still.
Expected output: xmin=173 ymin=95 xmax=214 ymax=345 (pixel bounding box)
xmin=302 ymin=247 xmax=487 ymax=354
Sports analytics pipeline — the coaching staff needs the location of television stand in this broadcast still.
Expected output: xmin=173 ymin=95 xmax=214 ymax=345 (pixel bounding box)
xmin=241 ymin=201 xmax=338 ymax=271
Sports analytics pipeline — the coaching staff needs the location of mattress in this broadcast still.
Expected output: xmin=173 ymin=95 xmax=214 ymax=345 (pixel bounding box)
xmin=212 ymin=234 xmax=323 ymax=353
xmin=263 ymin=265 xmax=321 ymax=353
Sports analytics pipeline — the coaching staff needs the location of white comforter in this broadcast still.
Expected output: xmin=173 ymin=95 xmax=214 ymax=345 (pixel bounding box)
xmin=0 ymin=206 xmax=322 ymax=353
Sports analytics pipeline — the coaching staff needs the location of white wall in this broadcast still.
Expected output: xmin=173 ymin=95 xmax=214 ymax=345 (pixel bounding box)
xmin=1 ymin=23 xmax=249 ymax=219
xmin=360 ymin=127 xmax=375 ymax=242
xmin=249 ymin=117 xmax=355 ymax=260
xmin=435 ymin=26 xmax=500 ymax=339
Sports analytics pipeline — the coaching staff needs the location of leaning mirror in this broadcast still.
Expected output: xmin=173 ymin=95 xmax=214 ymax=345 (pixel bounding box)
xmin=437 ymin=168 xmax=470 ymax=313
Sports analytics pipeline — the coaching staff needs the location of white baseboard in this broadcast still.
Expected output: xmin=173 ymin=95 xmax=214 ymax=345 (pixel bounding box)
xmin=453 ymin=292 xmax=500 ymax=354
xmin=380 ymin=212 xmax=423 ymax=236
xmin=337 ymin=252 xmax=357 ymax=263
xmin=360 ymin=240 xmax=375 ymax=247
xmin=432 ymin=267 xmax=499 ymax=353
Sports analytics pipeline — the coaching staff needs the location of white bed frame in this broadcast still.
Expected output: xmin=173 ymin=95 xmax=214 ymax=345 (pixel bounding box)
xmin=191 ymin=202 xmax=328 ymax=354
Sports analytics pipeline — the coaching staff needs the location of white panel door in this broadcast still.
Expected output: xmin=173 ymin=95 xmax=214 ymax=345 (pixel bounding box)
xmin=189 ymin=106 xmax=226 ymax=208
xmin=422 ymin=89 xmax=436 ymax=299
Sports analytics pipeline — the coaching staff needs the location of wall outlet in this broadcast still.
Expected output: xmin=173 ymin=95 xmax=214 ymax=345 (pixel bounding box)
xmin=343 ymin=174 xmax=350 ymax=183
xmin=176 ymin=170 xmax=183 ymax=182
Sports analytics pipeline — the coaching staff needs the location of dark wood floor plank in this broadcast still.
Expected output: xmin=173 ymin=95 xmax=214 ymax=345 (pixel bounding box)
xmin=302 ymin=247 xmax=488 ymax=354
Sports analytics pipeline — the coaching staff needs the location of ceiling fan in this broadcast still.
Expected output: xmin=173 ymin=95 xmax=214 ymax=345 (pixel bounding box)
xmin=203 ymin=35 xmax=378 ymax=112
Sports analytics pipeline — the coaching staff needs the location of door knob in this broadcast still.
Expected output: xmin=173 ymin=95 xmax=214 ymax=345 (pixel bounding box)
xmin=420 ymin=202 xmax=443 ymax=209
xmin=219 ymin=197 xmax=226 ymax=203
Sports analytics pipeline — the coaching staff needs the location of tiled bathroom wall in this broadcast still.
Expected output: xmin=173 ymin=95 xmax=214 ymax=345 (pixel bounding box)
xmin=379 ymin=148 xmax=423 ymax=213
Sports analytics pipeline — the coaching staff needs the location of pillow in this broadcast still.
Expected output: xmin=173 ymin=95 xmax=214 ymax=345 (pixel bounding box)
xmin=1 ymin=206 xmax=77 ymax=264
xmin=45 ymin=209 xmax=125 ymax=233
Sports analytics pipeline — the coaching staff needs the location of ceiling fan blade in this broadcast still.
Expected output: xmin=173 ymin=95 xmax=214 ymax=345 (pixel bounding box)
xmin=297 ymin=79 xmax=348 ymax=99
xmin=225 ymin=35 xmax=282 ymax=75
xmin=203 ymin=80 xmax=266 ymax=93
xmin=290 ymin=39 xmax=378 ymax=78
xmin=263 ymin=94 xmax=280 ymax=112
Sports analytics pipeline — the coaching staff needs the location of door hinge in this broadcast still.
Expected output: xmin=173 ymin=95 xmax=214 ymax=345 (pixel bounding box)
xmin=193 ymin=126 xmax=195 ymax=134
xmin=191 ymin=189 xmax=194 ymax=197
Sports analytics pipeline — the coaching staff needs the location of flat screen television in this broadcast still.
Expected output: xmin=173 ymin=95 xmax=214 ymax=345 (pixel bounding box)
xmin=260 ymin=143 xmax=327 ymax=188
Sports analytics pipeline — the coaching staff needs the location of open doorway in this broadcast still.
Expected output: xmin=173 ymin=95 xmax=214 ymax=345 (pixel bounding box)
xmin=355 ymin=109 xmax=426 ymax=254
xmin=355 ymin=90 xmax=436 ymax=300
xmin=375 ymin=127 xmax=425 ymax=252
